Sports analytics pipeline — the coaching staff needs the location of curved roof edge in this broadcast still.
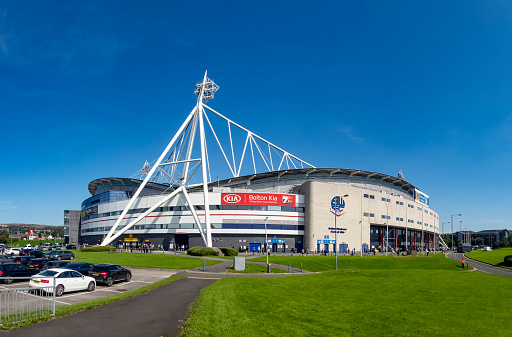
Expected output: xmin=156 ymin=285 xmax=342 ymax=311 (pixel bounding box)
xmin=89 ymin=168 xmax=418 ymax=196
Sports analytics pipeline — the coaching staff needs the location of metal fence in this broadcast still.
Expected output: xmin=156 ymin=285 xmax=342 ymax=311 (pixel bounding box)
xmin=0 ymin=276 xmax=56 ymax=327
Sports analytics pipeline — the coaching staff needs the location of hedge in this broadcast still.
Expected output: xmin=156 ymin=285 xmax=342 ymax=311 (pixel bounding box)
xmin=504 ymin=255 xmax=512 ymax=267
xmin=219 ymin=247 xmax=238 ymax=256
xmin=187 ymin=246 xmax=219 ymax=256
xmin=81 ymin=246 xmax=115 ymax=253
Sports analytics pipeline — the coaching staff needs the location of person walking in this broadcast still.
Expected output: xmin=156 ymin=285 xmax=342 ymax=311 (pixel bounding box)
xmin=461 ymin=257 xmax=465 ymax=269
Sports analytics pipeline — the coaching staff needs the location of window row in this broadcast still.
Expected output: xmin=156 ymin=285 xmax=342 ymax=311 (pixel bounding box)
xmin=83 ymin=205 xmax=305 ymax=221
xmin=82 ymin=223 xmax=305 ymax=233
xmin=364 ymin=194 xmax=375 ymax=199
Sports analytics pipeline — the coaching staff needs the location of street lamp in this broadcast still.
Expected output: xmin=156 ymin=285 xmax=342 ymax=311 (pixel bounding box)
xmin=264 ymin=217 xmax=269 ymax=267
xmin=451 ymin=214 xmax=462 ymax=258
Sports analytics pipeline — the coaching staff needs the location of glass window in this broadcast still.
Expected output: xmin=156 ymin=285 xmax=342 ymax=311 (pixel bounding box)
xmin=364 ymin=212 xmax=369 ymax=217
xmin=281 ymin=206 xmax=296 ymax=212
xmin=370 ymin=213 xmax=374 ymax=217
xmin=381 ymin=197 xmax=386 ymax=201
xmin=370 ymin=195 xmax=375 ymax=199
xmin=364 ymin=194 xmax=369 ymax=198
xmin=237 ymin=205 xmax=252 ymax=210
xmin=222 ymin=205 xmax=238 ymax=210
xmin=209 ymin=205 xmax=221 ymax=210
xmin=267 ymin=206 xmax=280 ymax=211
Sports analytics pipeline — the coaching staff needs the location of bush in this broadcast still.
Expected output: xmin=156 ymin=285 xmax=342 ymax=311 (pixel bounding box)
xmin=503 ymin=255 xmax=512 ymax=267
xmin=81 ymin=246 xmax=115 ymax=253
xmin=187 ymin=246 xmax=219 ymax=256
xmin=219 ymin=247 xmax=238 ymax=256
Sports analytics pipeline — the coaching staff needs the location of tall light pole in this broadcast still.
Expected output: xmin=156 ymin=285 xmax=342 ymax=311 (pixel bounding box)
xmin=264 ymin=217 xmax=269 ymax=267
xmin=451 ymin=214 xmax=462 ymax=258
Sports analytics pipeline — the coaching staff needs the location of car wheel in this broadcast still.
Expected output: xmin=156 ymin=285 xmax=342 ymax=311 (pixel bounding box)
xmin=106 ymin=277 xmax=113 ymax=287
xmin=57 ymin=256 xmax=61 ymax=260
xmin=70 ymin=256 xmax=74 ymax=260
xmin=3 ymin=277 xmax=12 ymax=284
xmin=55 ymin=284 xmax=64 ymax=297
xmin=87 ymin=281 xmax=95 ymax=292
xmin=125 ymin=273 xmax=131 ymax=282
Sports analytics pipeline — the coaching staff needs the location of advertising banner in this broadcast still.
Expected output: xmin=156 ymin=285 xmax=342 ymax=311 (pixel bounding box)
xmin=414 ymin=189 xmax=430 ymax=207
xmin=221 ymin=193 xmax=296 ymax=207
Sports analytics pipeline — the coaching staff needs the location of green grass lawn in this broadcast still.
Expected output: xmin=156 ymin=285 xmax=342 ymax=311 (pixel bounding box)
xmin=466 ymin=248 xmax=512 ymax=268
xmin=251 ymin=253 xmax=457 ymax=272
xmin=183 ymin=255 xmax=511 ymax=336
xmin=72 ymin=251 xmax=221 ymax=269
xmin=227 ymin=263 xmax=287 ymax=273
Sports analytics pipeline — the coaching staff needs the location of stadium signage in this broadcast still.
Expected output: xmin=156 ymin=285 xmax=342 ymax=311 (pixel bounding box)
xmin=221 ymin=193 xmax=296 ymax=207
xmin=414 ymin=189 xmax=430 ymax=207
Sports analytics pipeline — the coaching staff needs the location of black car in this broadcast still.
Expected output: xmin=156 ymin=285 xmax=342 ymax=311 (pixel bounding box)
xmin=65 ymin=244 xmax=77 ymax=250
xmin=27 ymin=258 xmax=50 ymax=270
xmin=12 ymin=256 xmax=35 ymax=266
xmin=89 ymin=264 xmax=131 ymax=287
xmin=42 ymin=260 xmax=70 ymax=270
xmin=28 ymin=250 xmax=44 ymax=258
xmin=64 ymin=262 xmax=95 ymax=276
xmin=0 ymin=254 xmax=13 ymax=263
xmin=0 ymin=263 xmax=40 ymax=284
xmin=48 ymin=250 xmax=75 ymax=260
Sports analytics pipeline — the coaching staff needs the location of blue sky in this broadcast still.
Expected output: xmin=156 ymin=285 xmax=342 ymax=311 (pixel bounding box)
xmin=1 ymin=1 xmax=512 ymax=232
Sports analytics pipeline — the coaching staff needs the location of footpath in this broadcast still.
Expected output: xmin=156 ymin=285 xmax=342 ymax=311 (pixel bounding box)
xmin=0 ymin=256 xmax=308 ymax=337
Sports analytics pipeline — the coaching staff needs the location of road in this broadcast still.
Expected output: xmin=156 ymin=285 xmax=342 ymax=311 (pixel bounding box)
xmin=448 ymin=252 xmax=512 ymax=278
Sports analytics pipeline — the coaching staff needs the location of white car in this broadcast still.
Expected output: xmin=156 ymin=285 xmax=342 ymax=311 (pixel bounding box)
xmin=29 ymin=268 xmax=96 ymax=296
xmin=5 ymin=248 xmax=21 ymax=256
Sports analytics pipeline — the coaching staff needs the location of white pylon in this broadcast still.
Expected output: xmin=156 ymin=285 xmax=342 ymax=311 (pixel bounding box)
xmin=101 ymin=71 xmax=314 ymax=247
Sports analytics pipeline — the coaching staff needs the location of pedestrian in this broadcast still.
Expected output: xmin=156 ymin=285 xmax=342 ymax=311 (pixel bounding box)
xmin=461 ymin=257 xmax=465 ymax=269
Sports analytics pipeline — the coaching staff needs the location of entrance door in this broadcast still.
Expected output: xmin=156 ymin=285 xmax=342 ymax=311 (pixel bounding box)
xmin=340 ymin=243 xmax=348 ymax=254
xmin=174 ymin=234 xmax=189 ymax=251
xmin=324 ymin=244 xmax=329 ymax=253
xmin=295 ymin=242 xmax=303 ymax=253
xmin=317 ymin=244 xmax=320 ymax=253
xmin=249 ymin=243 xmax=260 ymax=253
xmin=362 ymin=243 xmax=369 ymax=253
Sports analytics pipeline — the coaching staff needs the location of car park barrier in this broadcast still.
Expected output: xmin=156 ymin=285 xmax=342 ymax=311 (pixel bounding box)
xmin=0 ymin=276 xmax=56 ymax=327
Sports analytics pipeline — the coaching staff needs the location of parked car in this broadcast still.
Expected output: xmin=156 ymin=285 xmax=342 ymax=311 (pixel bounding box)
xmin=28 ymin=258 xmax=50 ymax=270
xmin=28 ymin=250 xmax=44 ymax=258
xmin=5 ymin=248 xmax=21 ymax=256
xmin=12 ymin=256 xmax=35 ymax=266
xmin=0 ymin=263 xmax=40 ymax=284
xmin=89 ymin=264 xmax=132 ymax=286
xmin=29 ymin=268 xmax=96 ymax=296
xmin=64 ymin=262 xmax=95 ymax=276
xmin=0 ymin=254 xmax=14 ymax=263
xmin=42 ymin=260 xmax=70 ymax=270
xmin=18 ymin=248 xmax=33 ymax=256
xmin=48 ymin=250 xmax=75 ymax=260
xmin=65 ymin=244 xmax=77 ymax=250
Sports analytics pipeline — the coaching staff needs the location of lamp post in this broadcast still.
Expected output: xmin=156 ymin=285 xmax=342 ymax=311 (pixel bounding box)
xmin=264 ymin=217 xmax=269 ymax=267
xmin=451 ymin=214 xmax=461 ymax=258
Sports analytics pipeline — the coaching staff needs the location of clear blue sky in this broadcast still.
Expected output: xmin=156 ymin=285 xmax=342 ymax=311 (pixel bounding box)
xmin=1 ymin=1 xmax=511 ymax=232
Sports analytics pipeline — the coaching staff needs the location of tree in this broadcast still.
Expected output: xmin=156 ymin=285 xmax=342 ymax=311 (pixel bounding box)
xmin=499 ymin=236 xmax=509 ymax=248
xmin=0 ymin=231 xmax=9 ymax=244
xmin=475 ymin=237 xmax=484 ymax=246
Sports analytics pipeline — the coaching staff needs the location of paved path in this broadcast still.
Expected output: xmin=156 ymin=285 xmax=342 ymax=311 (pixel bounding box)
xmin=447 ymin=252 xmax=512 ymax=278
xmin=0 ymin=277 xmax=216 ymax=337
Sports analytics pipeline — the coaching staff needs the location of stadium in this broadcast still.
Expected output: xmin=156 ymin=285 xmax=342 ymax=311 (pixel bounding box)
xmin=77 ymin=73 xmax=439 ymax=253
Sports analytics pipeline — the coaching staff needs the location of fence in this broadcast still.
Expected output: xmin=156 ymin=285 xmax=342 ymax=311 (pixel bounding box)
xmin=0 ymin=276 xmax=56 ymax=327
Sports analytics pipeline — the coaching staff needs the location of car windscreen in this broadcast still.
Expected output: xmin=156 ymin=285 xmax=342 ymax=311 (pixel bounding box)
xmin=92 ymin=266 xmax=109 ymax=272
xmin=65 ymin=263 xmax=84 ymax=268
xmin=37 ymin=270 xmax=58 ymax=277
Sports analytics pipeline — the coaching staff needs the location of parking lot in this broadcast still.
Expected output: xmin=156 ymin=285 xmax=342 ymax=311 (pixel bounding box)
xmin=0 ymin=267 xmax=177 ymax=307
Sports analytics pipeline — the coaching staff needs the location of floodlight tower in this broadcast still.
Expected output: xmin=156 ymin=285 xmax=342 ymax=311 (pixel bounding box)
xmin=194 ymin=72 xmax=219 ymax=247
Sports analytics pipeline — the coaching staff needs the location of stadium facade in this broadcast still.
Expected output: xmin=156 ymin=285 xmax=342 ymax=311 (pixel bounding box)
xmin=75 ymin=72 xmax=439 ymax=253
xmin=79 ymin=168 xmax=439 ymax=253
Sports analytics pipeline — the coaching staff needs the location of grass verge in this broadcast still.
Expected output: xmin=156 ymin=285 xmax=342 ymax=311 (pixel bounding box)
xmin=73 ymin=251 xmax=221 ymax=269
xmin=182 ymin=256 xmax=511 ymax=336
xmin=1 ymin=275 xmax=185 ymax=330
xmin=466 ymin=248 xmax=512 ymax=268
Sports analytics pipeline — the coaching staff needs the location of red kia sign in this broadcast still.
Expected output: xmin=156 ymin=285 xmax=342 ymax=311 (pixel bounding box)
xmin=221 ymin=193 xmax=296 ymax=207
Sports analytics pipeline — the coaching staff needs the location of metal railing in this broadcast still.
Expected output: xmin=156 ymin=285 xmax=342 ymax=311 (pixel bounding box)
xmin=0 ymin=276 xmax=56 ymax=327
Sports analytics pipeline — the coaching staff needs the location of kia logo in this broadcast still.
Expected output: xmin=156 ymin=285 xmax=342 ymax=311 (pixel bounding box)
xmin=223 ymin=194 xmax=241 ymax=203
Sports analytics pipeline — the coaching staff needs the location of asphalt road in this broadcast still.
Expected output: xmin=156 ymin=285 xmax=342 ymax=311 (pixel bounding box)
xmin=448 ymin=252 xmax=512 ymax=278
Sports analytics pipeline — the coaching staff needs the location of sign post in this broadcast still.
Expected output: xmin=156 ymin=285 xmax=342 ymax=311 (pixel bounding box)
xmin=330 ymin=195 xmax=348 ymax=270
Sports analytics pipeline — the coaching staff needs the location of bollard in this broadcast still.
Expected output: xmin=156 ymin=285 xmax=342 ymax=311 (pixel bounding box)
xmin=203 ymin=260 xmax=206 ymax=272
xmin=301 ymin=263 xmax=303 ymax=272
xmin=288 ymin=263 xmax=290 ymax=273
xmin=267 ymin=263 xmax=271 ymax=273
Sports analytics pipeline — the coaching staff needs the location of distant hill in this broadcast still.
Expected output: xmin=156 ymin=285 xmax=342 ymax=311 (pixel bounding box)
xmin=0 ymin=223 xmax=64 ymax=232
